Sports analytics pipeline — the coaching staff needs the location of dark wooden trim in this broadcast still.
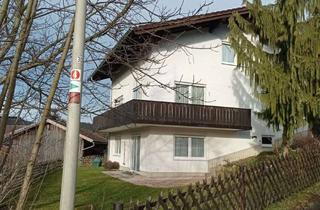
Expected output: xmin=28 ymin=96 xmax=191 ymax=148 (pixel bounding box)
xmin=93 ymin=100 xmax=252 ymax=131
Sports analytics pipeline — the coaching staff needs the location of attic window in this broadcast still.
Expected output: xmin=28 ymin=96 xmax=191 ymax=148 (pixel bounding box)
xmin=222 ymin=43 xmax=236 ymax=64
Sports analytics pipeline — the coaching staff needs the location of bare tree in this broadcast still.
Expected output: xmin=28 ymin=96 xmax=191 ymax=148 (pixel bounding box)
xmin=0 ymin=0 xmax=213 ymax=208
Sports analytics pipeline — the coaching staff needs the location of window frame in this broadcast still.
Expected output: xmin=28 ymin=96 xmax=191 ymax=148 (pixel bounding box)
xmin=174 ymin=136 xmax=189 ymax=157
xmin=174 ymin=135 xmax=205 ymax=160
xmin=132 ymin=85 xmax=143 ymax=100
xmin=261 ymin=135 xmax=273 ymax=148
xmin=174 ymin=82 xmax=205 ymax=105
xmin=175 ymin=83 xmax=190 ymax=104
xmin=114 ymin=136 xmax=121 ymax=155
xmin=221 ymin=42 xmax=236 ymax=65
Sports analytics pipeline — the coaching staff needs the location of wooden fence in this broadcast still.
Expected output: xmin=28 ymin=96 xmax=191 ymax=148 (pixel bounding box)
xmin=114 ymin=145 xmax=320 ymax=210
xmin=0 ymin=160 xmax=62 ymax=207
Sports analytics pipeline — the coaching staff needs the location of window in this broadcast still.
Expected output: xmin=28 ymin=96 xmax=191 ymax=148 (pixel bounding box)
xmin=175 ymin=137 xmax=188 ymax=157
xmin=192 ymin=86 xmax=204 ymax=105
xmin=114 ymin=136 xmax=121 ymax=154
xmin=222 ymin=43 xmax=235 ymax=64
xmin=175 ymin=83 xmax=204 ymax=105
xmin=114 ymin=95 xmax=123 ymax=107
xmin=175 ymin=84 xmax=189 ymax=104
xmin=262 ymin=136 xmax=273 ymax=146
xmin=174 ymin=136 xmax=205 ymax=158
xmin=133 ymin=86 xmax=142 ymax=99
xmin=191 ymin=137 xmax=204 ymax=157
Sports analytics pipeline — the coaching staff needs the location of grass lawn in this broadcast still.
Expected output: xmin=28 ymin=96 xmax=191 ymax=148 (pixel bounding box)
xmin=25 ymin=167 xmax=169 ymax=210
xmin=267 ymin=182 xmax=320 ymax=210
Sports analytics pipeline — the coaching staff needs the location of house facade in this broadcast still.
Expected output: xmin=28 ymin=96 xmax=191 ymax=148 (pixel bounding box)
xmin=92 ymin=7 xmax=282 ymax=176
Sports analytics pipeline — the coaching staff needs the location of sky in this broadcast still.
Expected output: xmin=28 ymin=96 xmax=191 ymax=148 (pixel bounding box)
xmin=160 ymin=0 xmax=244 ymax=13
xmin=159 ymin=0 xmax=274 ymax=13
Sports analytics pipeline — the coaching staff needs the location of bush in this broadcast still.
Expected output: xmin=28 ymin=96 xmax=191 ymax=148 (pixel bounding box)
xmin=112 ymin=161 xmax=120 ymax=169
xmin=291 ymin=134 xmax=317 ymax=150
xmin=103 ymin=161 xmax=120 ymax=170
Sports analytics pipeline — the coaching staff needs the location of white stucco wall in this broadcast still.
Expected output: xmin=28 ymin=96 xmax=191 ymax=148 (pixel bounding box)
xmin=108 ymin=126 xmax=259 ymax=174
xmin=110 ymin=23 xmax=282 ymax=143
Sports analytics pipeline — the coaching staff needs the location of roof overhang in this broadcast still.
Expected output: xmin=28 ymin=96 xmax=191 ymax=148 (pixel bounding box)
xmin=90 ymin=7 xmax=249 ymax=81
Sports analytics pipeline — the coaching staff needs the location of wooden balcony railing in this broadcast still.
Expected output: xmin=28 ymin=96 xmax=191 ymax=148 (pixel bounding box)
xmin=93 ymin=99 xmax=251 ymax=131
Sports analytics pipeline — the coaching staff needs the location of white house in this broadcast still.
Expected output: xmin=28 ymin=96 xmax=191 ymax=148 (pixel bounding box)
xmin=91 ymin=7 xmax=283 ymax=176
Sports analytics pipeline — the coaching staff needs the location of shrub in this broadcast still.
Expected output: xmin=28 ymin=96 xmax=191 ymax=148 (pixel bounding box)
xmin=112 ymin=161 xmax=120 ymax=170
xmin=291 ymin=134 xmax=317 ymax=150
xmin=103 ymin=161 xmax=120 ymax=170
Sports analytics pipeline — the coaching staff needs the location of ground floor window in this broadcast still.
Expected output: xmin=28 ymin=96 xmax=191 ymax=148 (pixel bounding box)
xmin=114 ymin=136 xmax=121 ymax=155
xmin=262 ymin=135 xmax=273 ymax=147
xmin=174 ymin=136 xmax=205 ymax=158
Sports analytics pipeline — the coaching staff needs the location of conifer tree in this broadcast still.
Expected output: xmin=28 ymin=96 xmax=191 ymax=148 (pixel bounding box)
xmin=228 ymin=0 xmax=320 ymax=151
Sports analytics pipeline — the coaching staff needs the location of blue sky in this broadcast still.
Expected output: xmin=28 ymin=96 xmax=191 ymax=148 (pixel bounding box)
xmin=160 ymin=0 xmax=274 ymax=13
xmin=160 ymin=0 xmax=244 ymax=13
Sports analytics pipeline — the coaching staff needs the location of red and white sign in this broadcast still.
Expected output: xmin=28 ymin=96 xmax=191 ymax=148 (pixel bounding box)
xmin=71 ymin=69 xmax=81 ymax=80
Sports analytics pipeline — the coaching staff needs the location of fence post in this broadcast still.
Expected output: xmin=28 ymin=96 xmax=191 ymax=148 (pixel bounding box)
xmin=262 ymin=162 xmax=267 ymax=209
xmin=113 ymin=202 xmax=124 ymax=210
xmin=240 ymin=165 xmax=246 ymax=210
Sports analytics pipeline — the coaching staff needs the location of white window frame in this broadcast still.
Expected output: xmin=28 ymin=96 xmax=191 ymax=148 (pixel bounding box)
xmin=114 ymin=136 xmax=121 ymax=155
xmin=174 ymin=81 xmax=205 ymax=105
xmin=221 ymin=42 xmax=236 ymax=65
xmin=132 ymin=85 xmax=143 ymax=100
xmin=173 ymin=135 xmax=206 ymax=160
xmin=261 ymin=135 xmax=273 ymax=148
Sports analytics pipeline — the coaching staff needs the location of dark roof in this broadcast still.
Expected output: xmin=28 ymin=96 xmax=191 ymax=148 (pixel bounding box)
xmin=49 ymin=119 xmax=107 ymax=143
xmin=5 ymin=119 xmax=107 ymax=143
xmin=91 ymin=6 xmax=248 ymax=81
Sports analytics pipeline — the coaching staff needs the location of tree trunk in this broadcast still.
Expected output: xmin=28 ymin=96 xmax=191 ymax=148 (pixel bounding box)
xmin=15 ymin=18 xmax=74 ymax=210
xmin=0 ymin=0 xmax=10 ymax=28
xmin=0 ymin=0 xmax=38 ymax=148
xmin=282 ymin=125 xmax=290 ymax=156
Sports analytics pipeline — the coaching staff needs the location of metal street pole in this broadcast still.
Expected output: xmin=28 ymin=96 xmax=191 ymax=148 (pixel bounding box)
xmin=59 ymin=0 xmax=86 ymax=209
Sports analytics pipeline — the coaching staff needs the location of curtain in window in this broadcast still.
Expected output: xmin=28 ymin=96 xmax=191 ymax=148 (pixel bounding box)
xmin=222 ymin=44 xmax=235 ymax=63
xmin=175 ymin=84 xmax=189 ymax=103
xmin=192 ymin=86 xmax=204 ymax=105
xmin=175 ymin=137 xmax=188 ymax=157
xmin=191 ymin=137 xmax=204 ymax=157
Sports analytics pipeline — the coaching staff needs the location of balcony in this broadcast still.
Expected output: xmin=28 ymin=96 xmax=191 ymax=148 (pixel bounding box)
xmin=93 ymin=99 xmax=252 ymax=131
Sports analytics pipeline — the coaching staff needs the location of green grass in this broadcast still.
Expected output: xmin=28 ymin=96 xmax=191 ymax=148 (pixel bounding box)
xmin=25 ymin=167 xmax=168 ymax=210
xmin=267 ymin=182 xmax=320 ymax=210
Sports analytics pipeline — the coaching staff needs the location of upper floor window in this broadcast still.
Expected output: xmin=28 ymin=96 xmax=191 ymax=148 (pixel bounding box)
xmin=222 ymin=43 xmax=236 ymax=64
xmin=191 ymin=86 xmax=205 ymax=105
xmin=175 ymin=84 xmax=189 ymax=104
xmin=133 ymin=86 xmax=142 ymax=100
xmin=114 ymin=95 xmax=123 ymax=107
xmin=175 ymin=83 xmax=204 ymax=105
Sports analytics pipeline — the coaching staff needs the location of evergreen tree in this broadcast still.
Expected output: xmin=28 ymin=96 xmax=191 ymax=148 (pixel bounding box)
xmin=228 ymin=0 xmax=320 ymax=151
